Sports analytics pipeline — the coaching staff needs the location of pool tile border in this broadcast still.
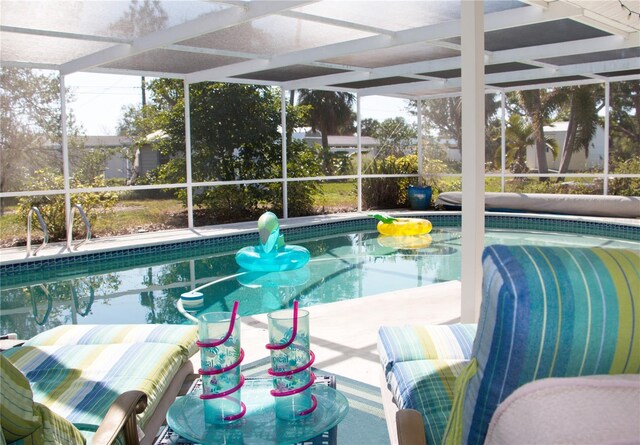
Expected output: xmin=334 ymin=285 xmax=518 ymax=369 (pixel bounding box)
xmin=1 ymin=213 xmax=638 ymax=278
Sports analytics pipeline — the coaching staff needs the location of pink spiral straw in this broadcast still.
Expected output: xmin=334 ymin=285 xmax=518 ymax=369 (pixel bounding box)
xmin=196 ymin=300 xmax=239 ymax=348
xmin=265 ymin=300 xmax=299 ymax=350
xmin=223 ymin=400 xmax=247 ymax=421
xmin=297 ymin=395 xmax=318 ymax=417
xmin=270 ymin=371 xmax=316 ymax=397
xmin=200 ymin=375 xmax=246 ymax=400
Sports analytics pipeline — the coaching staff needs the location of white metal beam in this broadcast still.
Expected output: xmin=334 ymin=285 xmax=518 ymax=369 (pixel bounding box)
xmin=1 ymin=25 xmax=131 ymax=44
xmin=460 ymin=0 xmax=485 ymax=324
xmin=187 ymin=3 xmax=581 ymax=84
xmin=356 ymin=56 xmax=639 ymax=97
xmin=282 ymin=31 xmax=636 ymax=92
xmin=278 ymin=10 xmax=395 ymax=36
xmin=490 ymin=33 xmax=638 ymax=64
xmin=60 ymin=1 xmax=316 ymax=75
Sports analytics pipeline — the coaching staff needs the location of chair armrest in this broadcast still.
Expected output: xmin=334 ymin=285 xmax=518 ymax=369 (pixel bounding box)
xmin=92 ymin=390 xmax=148 ymax=445
xmin=396 ymin=409 xmax=427 ymax=445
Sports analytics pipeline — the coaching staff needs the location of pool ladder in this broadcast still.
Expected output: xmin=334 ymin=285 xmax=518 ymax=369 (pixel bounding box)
xmin=68 ymin=203 xmax=91 ymax=250
xmin=26 ymin=207 xmax=49 ymax=257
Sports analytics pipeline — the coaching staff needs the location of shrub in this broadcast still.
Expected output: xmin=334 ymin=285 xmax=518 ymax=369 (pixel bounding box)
xmin=17 ymin=168 xmax=119 ymax=240
xmin=609 ymin=157 xmax=640 ymax=196
xmin=362 ymin=155 xmax=416 ymax=209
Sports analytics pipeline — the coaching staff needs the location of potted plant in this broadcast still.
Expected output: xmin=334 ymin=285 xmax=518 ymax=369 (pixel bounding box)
xmin=408 ymin=160 xmax=444 ymax=210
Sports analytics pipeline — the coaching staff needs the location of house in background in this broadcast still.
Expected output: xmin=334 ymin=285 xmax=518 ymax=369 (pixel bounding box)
xmin=294 ymin=131 xmax=379 ymax=156
xmin=83 ymin=135 xmax=162 ymax=181
xmin=526 ymin=122 xmax=605 ymax=172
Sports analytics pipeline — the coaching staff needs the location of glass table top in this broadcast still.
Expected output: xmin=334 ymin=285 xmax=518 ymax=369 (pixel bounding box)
xmin=166 ymin=378 xmax=349 ymax=444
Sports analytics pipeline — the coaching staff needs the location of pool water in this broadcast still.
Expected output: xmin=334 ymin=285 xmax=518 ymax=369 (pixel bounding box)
xmin=1 ymin=227 xmax=638 ymax=340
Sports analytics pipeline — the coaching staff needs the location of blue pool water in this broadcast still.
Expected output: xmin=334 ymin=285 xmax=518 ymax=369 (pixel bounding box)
xmin=1 ymin=223 xmax=638 ymax=340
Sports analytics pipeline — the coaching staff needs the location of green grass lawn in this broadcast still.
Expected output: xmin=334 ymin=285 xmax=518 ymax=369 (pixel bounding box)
xmin=313 ymin=181 xmax=357 ymax=209
xmin=0 ymin=185 xmax=355 ymax=246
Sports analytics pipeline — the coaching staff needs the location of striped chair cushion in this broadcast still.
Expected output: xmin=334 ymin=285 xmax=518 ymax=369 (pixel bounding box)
xmin=3 ymin=342 xmax=185 ymax=433
xmin=378 ymin=324 xmax=477 ymax=374
xmin=24 ymin=324 xmax=198 ymax=359
xmin=388 ymin=359 xmax=469 ymax=445
xmin=31 ymin=402 xmax=87 ymax=445
xmin=0 ymin=355 xmax=40 ymax=442
xmin=444 ymin=245 xmax=640 ymax=445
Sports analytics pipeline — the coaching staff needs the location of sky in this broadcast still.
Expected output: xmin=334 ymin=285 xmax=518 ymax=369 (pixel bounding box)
xmin=65 ymin=73 xmax=415 ymax=136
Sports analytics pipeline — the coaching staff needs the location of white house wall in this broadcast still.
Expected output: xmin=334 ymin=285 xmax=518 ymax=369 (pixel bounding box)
xmin=104 ymin=152 xmax=128 ymax=179
xmin=526 ymin=125 xmax=605 ymax=172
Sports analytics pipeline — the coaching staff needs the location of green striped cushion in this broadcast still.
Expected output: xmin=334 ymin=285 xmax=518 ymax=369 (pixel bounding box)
xmin=444 ymin=245 xmax=640 ymax=445
xmin=378 ymin=324 xmax=476 ymax=374
xmin=387 ymin=359 xmax=469 ymax=445
xmin=0 ymin=355 xmax=40 ymax=442
xmin=24 ymin=324 xmax=198 ymax=359
xmin=31 ymin=403 xmax=86 ymax=445
xmin=4 ymin=342 xmax=185 ymax=432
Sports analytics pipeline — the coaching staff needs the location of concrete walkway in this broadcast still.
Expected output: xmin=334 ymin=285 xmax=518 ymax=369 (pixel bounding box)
xmin=238 ymin=280 xmax=462 ymax=387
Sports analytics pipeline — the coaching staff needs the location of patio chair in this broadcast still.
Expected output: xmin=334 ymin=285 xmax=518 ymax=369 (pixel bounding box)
xmin=378 ymin=245 xmax=640 ymax=444
xmin=1 ymin=324 xmax=198 ymax=445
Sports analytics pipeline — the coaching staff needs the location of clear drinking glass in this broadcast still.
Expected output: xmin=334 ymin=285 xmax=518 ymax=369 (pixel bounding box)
xmin=198 ymin=311 xmax=244 ymax=424
xmin=267 ymin=306 xmax=314 ymax=420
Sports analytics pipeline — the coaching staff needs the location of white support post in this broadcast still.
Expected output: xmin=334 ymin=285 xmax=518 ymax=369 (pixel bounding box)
xmin=357 ymin=94 xmax=362 ymax=212
xmin=500 ymin=91 xmax=506 ymax=192
xmin=603 ymin=81 xmax=610 ymax=196
xmin=281 ymin=88 xmax=288 ymax=219
xmin=61 ymin=74 xmax=72 ymax=250
xmin=184 ymin=81 xmax=194 ymax=229
xmin=417 ymin=99 xmax=423 ymax=184
xmin=461 ymin=0 xmax=485 ymax=323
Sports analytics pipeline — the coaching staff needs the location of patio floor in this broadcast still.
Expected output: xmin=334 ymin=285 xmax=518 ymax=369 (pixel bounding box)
xmin=238 ymin=279 xmax=462 ymax=387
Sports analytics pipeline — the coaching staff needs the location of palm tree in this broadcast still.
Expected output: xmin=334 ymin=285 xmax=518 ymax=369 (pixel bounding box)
xmin=498 ymin=114 xmax=558 ymax=173
xmin=511 ymin=89 xmax=565 ymax=180
xmin=297 ymin=90 xmax=355 ymax=149
xmin=557 ymin=84 xmax=604 ymax=176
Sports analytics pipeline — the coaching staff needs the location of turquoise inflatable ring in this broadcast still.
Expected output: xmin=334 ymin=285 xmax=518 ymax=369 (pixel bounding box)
xmin=235 ymin=212 xmax=310 ymax=272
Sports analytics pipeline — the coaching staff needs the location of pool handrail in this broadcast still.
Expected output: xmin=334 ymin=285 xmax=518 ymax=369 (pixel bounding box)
xmin=67 ymin=203 xmax=91 ymax=250
xmin=26 ymin=207 xmax=49 ymax=257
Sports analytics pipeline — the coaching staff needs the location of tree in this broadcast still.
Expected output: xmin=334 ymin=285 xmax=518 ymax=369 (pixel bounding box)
xmin=414 ymin=94 xmax=500 ymax=152
xmin=610 ymin=80 xmax=640 ymax=166
xmin=117 ymin=104 xmax=158 ymax=184
xmin=1 ymin=68 xmax=64 ymax=194
xmin=372 ymin=117 xmax=416 ymax=158
xmin=143 ymin=80 xmax=319 ymax=221
xmin=556 ymin=84 xmax=604 ymax=175
xmin=508 ymin=89 xmax=565 ymax=179
xmin=361 ymin=118 xmax=380 ymax=137
xmin=498 ymin=114 xmax=558 ymax=173
xmin=297 ymin=90 xmax=355 ymax=148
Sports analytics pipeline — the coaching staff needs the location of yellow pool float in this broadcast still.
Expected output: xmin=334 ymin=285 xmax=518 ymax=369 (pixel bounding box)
xmin=370 ymin=213 xmax=432 ymax=236
xmin=377 ymin=234 xmax=433 ymax=250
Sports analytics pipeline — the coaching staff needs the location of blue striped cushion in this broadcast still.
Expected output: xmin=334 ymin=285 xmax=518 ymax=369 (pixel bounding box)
xmin=444 ymin=245 xmax=640 ymax=445
xmin=388 ymin=359 xmax=469 ymax=445
xmin=378 ymin=324 xmax=476 ymax=374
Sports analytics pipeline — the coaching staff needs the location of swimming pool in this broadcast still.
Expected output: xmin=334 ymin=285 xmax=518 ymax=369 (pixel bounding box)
xmin=1 ymin=214 xmax=638 ymax=340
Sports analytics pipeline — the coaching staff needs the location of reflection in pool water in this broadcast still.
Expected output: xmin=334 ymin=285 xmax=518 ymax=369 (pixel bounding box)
xmin=1 ymin=227 xmax=637 ymax=340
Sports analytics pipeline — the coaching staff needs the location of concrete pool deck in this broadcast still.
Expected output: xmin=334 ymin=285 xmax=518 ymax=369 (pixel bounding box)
xmin=237 ymin=279 xmax=462 ymax=387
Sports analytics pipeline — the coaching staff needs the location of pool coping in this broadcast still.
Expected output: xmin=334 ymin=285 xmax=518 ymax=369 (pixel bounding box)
xmin=1 ymin=210 xmax=639 ymax=269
